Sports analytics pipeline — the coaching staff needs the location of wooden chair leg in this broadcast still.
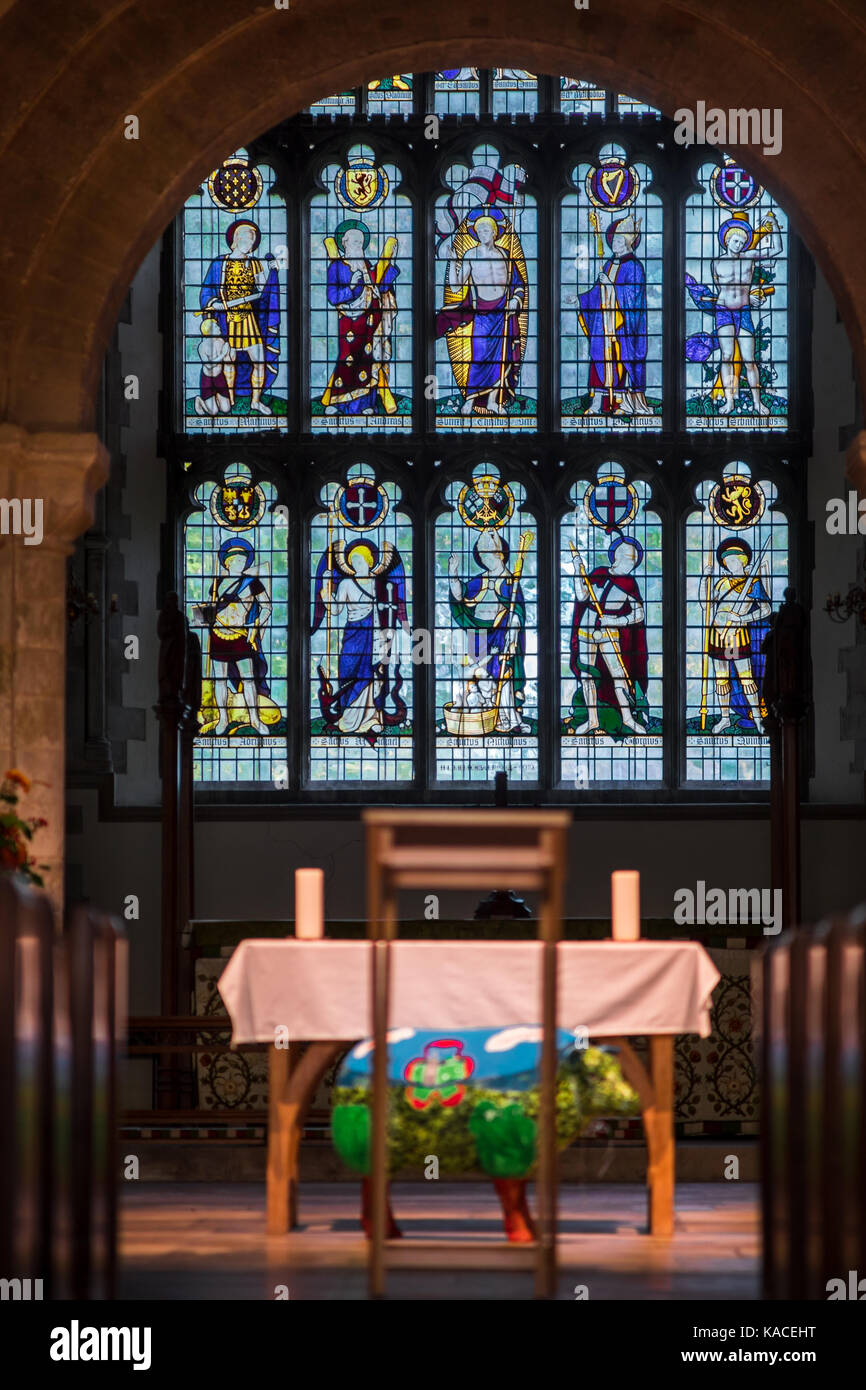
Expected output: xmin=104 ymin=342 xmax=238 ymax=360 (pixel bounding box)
xmin=267 ymin=1047 xmax=292 ymax=1235
xmin=646 ymin=1036 xmax=675 ymax=1237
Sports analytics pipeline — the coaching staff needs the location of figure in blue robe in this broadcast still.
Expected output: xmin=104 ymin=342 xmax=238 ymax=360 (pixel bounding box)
xmin=312 ymin=537 xmax=407 ymax=743
xmin=575 ymin=214 xmax=651 ymax=417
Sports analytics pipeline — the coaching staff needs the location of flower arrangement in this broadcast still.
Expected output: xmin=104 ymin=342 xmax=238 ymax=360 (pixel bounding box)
xmin=0 ymin=770 xmax=48 ymax=887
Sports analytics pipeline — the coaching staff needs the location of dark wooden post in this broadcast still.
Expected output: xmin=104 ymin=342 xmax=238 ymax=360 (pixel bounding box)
xmin=178 ymin=627 xmax=201 ymax=1015
xmin=761 ymin=588 xmax=809 ymax=930
xmin=155 ymin=593 xmax=186 ymax=1108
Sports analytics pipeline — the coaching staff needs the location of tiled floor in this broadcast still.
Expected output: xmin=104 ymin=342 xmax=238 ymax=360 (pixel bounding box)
xmin=119 ymin=1181 xmax=760 ymax=1300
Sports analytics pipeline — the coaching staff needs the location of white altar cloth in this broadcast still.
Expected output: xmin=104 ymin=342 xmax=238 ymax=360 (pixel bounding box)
xmin=218 ymin=939 xmax=721 ymax=1042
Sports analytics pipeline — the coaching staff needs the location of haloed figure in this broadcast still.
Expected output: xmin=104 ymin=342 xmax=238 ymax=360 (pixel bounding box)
xmin=711 ymin=212 xmax=782 ymax=417
xmin=312 ymin=537 xmax=407 ymax=743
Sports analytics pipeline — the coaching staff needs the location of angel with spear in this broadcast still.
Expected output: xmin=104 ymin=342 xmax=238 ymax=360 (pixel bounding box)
xmin=448 ymin=528 xmax=533 ymax=734
xmin=312 ymin=529 xmax=408 ymax=744
xmin=569 ymin=532 xmax=649 ymax=737
xmin=699 ymin=535 xmax=772 ymax=734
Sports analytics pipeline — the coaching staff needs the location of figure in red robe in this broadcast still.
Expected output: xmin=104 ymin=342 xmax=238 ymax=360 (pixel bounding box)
xmin=569 ymin=534 xmax=649 ymax=739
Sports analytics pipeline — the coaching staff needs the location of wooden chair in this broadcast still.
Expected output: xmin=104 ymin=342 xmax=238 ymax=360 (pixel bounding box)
xmin=363 ymin=809 xmax=569 ymax=1299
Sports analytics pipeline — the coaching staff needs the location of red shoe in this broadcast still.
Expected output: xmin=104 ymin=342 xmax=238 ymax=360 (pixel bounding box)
xmin=493 ymin=1177 xmax=538 ymax=1243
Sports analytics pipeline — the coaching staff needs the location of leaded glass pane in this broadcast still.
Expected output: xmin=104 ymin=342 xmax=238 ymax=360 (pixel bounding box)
xmin=310 ymin=145 xmax=413 ymax=432
xmin=561 ymin=145 xmax=663 ymax=430
xmin=434 ymin=69 xmax=480 ymax=116
xmin=186 ymin=465 xmax=288 ymax=783
xmin=560 ymin=76 xmax=606 ymax=116
xmin=181 ymin=150 xmax=288 ymax=431
xmin=685 ymin=463 xmax=787 ymax=781
xmin=560 ymin=464 xmax=663 ymax=784
xmin=367 ymin=75 xmax=413 ymax=114
xmin=309 ymin=464 xmax=413 ymax=782
xmin=491 ymin=69 xmax=538 ymax=116
xmin=684 ymin=157 xmax=788 ymax=429
xmin=435 ymin=145 xmax=537 ymax=431
xmin=434 ymin=465 xmax=538 ymax=783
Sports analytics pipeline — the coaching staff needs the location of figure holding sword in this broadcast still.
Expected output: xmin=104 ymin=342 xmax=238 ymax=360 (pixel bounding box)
xmin=198 ymin=218 xmax=282 ymax=417
xmin=569 ymin=534 xmax=648 ymax=737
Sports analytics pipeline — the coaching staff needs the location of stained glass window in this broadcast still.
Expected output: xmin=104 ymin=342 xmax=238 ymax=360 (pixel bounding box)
xmin=181 ymin=150 xmax=288 ymax=431
xmin=310 ymin=144 xmax=413 ymax=433
xmin=367 ymin=75 xmax=414 ymax=114
xmin=185 ymin=464 xmax=288 ymax=784
xmin=309 ymin=465 xmax=413 ymax=783
xmin=434 ymin=69 xmax=480 ymax=117
xmin=308 ymin=91 xmax=356 ymax=116
xmin=170 ymin=72 xmax=803 ymax=802
xmin=685 ymin=463 xmax=787 ymax=782
xmin=491 ymin=69 xmax=538 ymax=116
xmin=684 ymin=157 xmax=788 ymax=429
xmin=434 ymin=465 xmax=538 ymax=783
xmin=617 ymin=94 xmax=661 ymax=117
xmin=560 ymin=464 xmax=663 ymax=785
xmin=560 ymin=77 xmax=606 ymax=117
xmin=435 ymin=144 xmax=537 ymax=431
xmin=561 ymin=144 xmax=663 ymax=431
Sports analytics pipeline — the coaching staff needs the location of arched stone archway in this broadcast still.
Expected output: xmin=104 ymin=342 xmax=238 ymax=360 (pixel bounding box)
xmin=2 ymin=0 xmax=865 ymax=896
xmin=3 ymin=0 xmax=866 ymax=429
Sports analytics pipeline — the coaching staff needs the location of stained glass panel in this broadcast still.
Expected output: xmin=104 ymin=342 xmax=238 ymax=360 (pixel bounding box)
xmin=434 ymin=465 xmax=538 ymax=783
xmin=491 ymin=69 xmax=538 ymax=116
xmin=685 ymin=463 xmax=787 ymax=781
xmin=560 ymin=77 xmax=606 ymax=117
xmin=367 ymin=75 xmax=414 ymax=114
xmin=435 ymin=145 xmax=537 ymax=431
xmin=181 ymin=150 xmax=288 ymax=431
xmin=560 ymin=464 xmax=663 ymax=785
xmin=561 ymin=144 xmax=663 ymax=431
xmin=617 ymin=94 xmax=661 ymax=117
xmin=434 ymin=68 xmax=480 ymax=117
xmin=185 ymin=465 xmax=288 ymax=784
xmin=308 ymin=91 xmax=356 ymax=116
xmin=684 ymin=158 xmax=788 ymax=429
xmin=310 ymin=145 xmax=413 ymax=432
xmin=309 ymin=465 xmax=413 ymax=782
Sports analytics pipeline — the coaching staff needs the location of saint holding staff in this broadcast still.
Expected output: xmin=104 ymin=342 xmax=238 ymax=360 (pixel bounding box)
xmin=436 ymin=206 xmax=528 ymax=417
xmin=569 ymin=212 xmax=651 ymax=417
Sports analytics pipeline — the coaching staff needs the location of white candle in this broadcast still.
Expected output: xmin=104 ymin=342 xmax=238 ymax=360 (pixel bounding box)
xmin=294 ymin=868 xmax=324 ymax=939
xmin=611 ymin=870 xmax=641 ymax=941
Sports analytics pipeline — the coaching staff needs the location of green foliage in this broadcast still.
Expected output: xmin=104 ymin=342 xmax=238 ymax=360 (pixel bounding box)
xmin=469 ymin=1102 xmax=537 ymax=1177
xmin=331 ymin=1045 xmax=640 ymax=1177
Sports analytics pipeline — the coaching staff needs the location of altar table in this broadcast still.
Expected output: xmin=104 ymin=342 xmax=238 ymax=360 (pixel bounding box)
xmin=219 ymin=937 xmax=720 ymax=1238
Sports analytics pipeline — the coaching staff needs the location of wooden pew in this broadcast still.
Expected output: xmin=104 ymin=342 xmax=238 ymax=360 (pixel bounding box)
xmin=759 ymin=911 xmax=866 ymax=1299
xmin=0 ymin=880 xmax=126 ymax=1300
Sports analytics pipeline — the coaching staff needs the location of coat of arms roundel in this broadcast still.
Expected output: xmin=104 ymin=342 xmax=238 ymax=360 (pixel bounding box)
xmin=209 ymin=474 xmax=267 ymax=531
